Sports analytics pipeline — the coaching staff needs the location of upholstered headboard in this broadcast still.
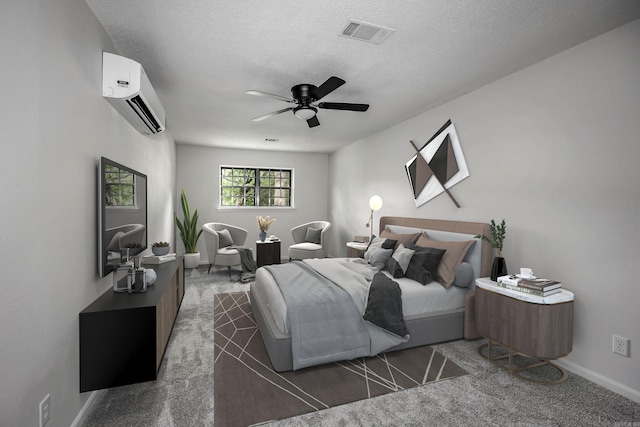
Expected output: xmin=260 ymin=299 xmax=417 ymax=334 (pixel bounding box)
xmin=379 ymin=216 xmax=493 ymax=283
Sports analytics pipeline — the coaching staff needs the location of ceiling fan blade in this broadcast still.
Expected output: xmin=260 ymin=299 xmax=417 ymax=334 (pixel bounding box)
xmin=307 ymin=116 xmax=320 ymax=128
xmin=246 ymin=90 xmax=295 ymax=103
xmin=317 ymin=102 xmax=369 ymax=112
xmin=251 ymin=107 xmax=293 ymax=121
xmin=312 ymin=76 xmax=346 ymax=101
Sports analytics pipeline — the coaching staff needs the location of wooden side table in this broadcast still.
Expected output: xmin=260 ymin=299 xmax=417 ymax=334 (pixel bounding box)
xmin=474 ymin=277 xmax=574 ymax=384
xmin=256 ymin=240 xmax=281 ymax=268
xmin=346 ymin=241 xmax=367 ymax=258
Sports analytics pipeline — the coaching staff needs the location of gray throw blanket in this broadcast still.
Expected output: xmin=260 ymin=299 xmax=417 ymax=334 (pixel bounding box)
xmin=233 ymin=247 xmax=257 ymax=283
xmin=264 ymin=261 xmax=371 ymax=370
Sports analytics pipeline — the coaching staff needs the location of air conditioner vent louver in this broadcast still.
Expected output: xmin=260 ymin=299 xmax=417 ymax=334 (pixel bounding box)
xmin=102 ymin=52 xmax=166 ymax=136
xmin=340 ymin=20 xmax=395 ymax=45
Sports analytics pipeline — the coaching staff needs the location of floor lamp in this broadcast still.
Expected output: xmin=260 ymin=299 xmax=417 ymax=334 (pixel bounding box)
xmin=365 ymin=195 xmax=383 ymax=241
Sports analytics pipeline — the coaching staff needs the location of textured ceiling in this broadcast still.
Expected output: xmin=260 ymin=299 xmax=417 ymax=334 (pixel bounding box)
xmin=85 ymin=0 xmax=640 ymax=153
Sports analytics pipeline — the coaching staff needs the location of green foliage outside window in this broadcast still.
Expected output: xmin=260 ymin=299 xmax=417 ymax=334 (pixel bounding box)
xmin=220 ymin=167 xmax=292 ymax=207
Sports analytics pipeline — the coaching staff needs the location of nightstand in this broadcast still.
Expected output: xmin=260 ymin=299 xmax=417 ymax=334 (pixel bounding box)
xmin=346 ymin=241 xmax=367 ymax=258
xmin=256 ymin=240 xmax=281 ymax=268
xmin=474 ymin=277 xmax=574 ymax=384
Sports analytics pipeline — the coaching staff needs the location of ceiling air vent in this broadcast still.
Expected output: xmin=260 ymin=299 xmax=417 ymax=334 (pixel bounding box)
xmin=340 ymin=20 xmax=395 ymax=44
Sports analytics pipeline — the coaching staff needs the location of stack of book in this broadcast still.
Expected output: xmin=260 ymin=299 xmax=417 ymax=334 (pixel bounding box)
xmin=497 ymin=275 xmax=562 ymax=297
xmin=142 ymin=253 xmax=177 ymax=264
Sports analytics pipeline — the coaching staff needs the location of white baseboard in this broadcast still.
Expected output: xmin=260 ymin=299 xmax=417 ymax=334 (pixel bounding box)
xmin=71 ymin=390 xmax=106 ymax=427
xmin=556 ymin=359 xmax=640 ymax=404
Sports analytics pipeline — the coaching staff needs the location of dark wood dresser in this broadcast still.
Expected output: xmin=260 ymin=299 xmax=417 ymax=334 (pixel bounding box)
xmin=79 ymin=258 xmax=184 ymax=392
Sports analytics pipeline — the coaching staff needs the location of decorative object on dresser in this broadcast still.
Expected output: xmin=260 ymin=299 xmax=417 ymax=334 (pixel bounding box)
xmin=202 ymin=223 xmax=248 ymax=276
xmin=405 ymin=120 xmax=468 ymax=208
xmin=497 ymin=274 xmax=562 ymax=297
xmin=142 ymin=252 xmax=177 ymax=264
xmin=474 ymin=277 xmax=574 ymax=384
xmin=474 ymin=219 xmax=507 ymax=281
xmin=151 ymin=241 xmax=170 ymax=255
xmin=257 ymin=215 xmax=276 ymax=242
xmin=175 ymin=188 xmax=203 ymax=268
xmin=365 ymin=195 xmax=383 ymax=240
xmin=79 ymin=258 xmax=185 ymax=392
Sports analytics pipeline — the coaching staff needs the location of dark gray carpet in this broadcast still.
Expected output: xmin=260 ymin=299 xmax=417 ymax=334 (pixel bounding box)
xmin=82 ymin=265 xmax=640 ymax=426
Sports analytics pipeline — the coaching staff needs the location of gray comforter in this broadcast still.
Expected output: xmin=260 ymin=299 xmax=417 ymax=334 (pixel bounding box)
xmin=264 ymin=258 xmax=407 ymax=370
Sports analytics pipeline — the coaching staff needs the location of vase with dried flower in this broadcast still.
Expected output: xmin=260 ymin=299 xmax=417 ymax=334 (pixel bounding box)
xmin=257 ymin=215 xmax=276 ymax=242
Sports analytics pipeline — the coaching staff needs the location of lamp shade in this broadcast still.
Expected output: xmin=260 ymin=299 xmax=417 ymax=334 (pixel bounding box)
xmin=369 ymin=195 xmax=383 ymax=211
xmin=293 ymin=106 xmax=317 ymax=120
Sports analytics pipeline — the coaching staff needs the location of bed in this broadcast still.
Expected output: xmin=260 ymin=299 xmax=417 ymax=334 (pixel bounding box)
xmin=249 ymin=216 xmax=492 ymax=372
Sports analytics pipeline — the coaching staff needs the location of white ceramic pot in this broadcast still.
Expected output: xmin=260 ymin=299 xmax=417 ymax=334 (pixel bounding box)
xmin=183 ymin=252 xmax=200 ymax=268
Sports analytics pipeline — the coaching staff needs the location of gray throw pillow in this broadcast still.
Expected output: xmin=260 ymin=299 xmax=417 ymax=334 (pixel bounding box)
xmin=304 ymin=227 xmax=322 ymax=244
xmin=453 ymin=262 xmax=474 ymax=288
xmin=364 ymin=245 xmax=393 ymax=270
xmin=217 ymin=228 xmax=234 ymax=248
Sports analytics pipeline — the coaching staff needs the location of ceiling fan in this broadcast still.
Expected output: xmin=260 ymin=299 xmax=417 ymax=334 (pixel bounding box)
xmin=246 ymin=76 xmax=369 ymax=128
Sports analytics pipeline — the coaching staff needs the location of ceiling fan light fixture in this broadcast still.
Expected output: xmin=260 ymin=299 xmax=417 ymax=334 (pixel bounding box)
xmin=293 ymin=105 xmax=317 ymax=120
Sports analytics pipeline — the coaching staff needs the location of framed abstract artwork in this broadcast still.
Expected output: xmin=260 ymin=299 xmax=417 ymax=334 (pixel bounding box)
xmin=405 ymin=120 xmax=469 ymax=208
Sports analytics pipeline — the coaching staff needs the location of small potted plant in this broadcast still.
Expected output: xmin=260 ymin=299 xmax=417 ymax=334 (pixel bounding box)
xmin=152 ymin=241 xmax=170 ymax=256
xmin=475 ymin=219 xmax=507 ymax=281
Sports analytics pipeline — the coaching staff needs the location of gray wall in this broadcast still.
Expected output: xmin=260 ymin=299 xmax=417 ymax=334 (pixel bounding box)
xmin=176 ymin=145 xmax=329 ymax=262
xmin=329 ymin=19 xmax=640 ymax=401
xmin=0 ymin=1 xmax=177 ymax=426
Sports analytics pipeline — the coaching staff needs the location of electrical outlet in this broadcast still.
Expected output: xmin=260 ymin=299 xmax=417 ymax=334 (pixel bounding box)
xmin=39 ymin=394 xmax=50 ymax=427
xmin=612 ymin=335 xmax=630 ymax=357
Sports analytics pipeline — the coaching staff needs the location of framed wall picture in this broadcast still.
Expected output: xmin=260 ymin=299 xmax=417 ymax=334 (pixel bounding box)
xmin=405 ymin=120 xmax=469 ymax=207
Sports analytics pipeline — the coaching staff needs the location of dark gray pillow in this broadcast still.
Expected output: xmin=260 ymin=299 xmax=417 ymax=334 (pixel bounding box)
xmin=218 ymin=228 xmax=234 ymax=248
xmin=304 ymin=227 xmax=322 ymax=244
xmin=386 ymin=258 xmax=403 ymax=278
xmin=453 ymin=262 xmax=474 ymax=288
xmin=385 ymin=244 xmax=415 ymax=278
xmin=405 ymin=246 xmax=446 ymax=285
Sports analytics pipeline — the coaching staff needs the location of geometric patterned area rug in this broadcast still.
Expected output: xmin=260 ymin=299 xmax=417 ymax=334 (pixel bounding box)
xmin=214 ymin=292 xmax=468 ymax=427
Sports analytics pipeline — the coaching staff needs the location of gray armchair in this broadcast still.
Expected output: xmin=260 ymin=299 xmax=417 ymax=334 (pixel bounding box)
xmin=202 ymin=222 xmax=248 ymax=275
xmin=288 ymin=221 xmax=331 ymax=261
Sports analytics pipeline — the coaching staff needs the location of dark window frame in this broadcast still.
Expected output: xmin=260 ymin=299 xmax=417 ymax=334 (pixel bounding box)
xmin=219 ymin=166 xmax=294 ymax=208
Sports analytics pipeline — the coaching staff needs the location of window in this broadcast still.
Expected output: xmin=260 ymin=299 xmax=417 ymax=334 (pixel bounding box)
xmin=104 ymin=164 xmax=136 ymax=207
xmin=220 ymin=166 xmax=293 ymax=207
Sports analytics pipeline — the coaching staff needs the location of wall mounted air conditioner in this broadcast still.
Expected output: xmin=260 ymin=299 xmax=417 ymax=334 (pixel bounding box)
xmin=102 ymin=52 xmax=166 ymax=135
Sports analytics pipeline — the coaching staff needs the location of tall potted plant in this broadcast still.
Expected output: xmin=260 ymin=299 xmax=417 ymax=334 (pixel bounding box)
xmin=475 ymin=219 xmax=507 ymax=281
xmin=175 ymin=188 xmax=203 ymax=268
